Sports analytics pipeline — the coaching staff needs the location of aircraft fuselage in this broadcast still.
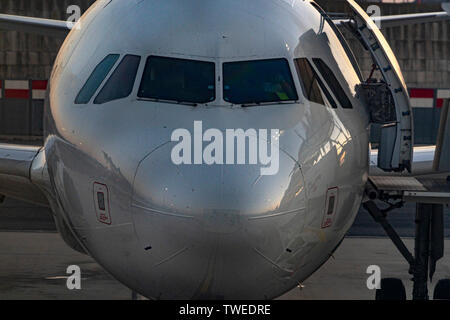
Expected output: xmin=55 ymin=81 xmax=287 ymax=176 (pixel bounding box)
xmin=42 ymin=0 xmax=370 ymax=299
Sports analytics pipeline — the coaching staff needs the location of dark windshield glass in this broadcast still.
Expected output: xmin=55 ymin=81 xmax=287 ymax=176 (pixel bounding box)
xmin=75 ymin=54 xmax=119 ymax=104
xmin=223 ymin=58 xmax=298 ymax=105
xmin=94 ymin=55 xmax=141 ymax=104
xmin=138 ymin=56 xmax=215 ymax=104
xmin=312 ymin=58 xmax=352 ymax=109
xmin=295 ymin=58 xmax=337 ymax=108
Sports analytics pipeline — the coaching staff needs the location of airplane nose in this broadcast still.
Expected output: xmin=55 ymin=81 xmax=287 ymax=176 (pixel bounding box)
xmin=130 ymin=142 xmax=308 ymax=299
xmin=131 ymin=141 xmax=306 ymax=224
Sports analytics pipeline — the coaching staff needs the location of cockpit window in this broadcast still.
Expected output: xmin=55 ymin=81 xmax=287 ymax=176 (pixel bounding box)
xmin=138 ymin=56 xmax=215 ymax=105
xmin=94 ymin=55 xmax=141 ymax=104
xmin=75 ymin=54 xmax=120 ymax=104
xmin=223 ymin=58 xmax=298 ymax=105
xmin=312 ymin=58 xmax=353 ymax=109
xmin=294 ymin=58 xmax=337 ymax=109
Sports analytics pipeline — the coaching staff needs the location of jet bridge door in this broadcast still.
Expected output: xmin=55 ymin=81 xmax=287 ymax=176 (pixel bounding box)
xmin=346 ymin=0 xmax=413 ymax=172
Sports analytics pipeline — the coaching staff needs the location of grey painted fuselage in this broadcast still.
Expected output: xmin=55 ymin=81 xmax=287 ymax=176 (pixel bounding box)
xmin=42 ymin=0 xmax=370 ymax=299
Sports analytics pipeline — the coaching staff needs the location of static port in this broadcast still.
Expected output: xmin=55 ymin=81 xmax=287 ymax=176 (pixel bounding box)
xmin=97 ymin=192 xmax=106 ymax=211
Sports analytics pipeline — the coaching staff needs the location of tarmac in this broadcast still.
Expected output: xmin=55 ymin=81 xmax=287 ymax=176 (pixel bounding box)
xmin=1 ymin=197 xmax=449 ymax=300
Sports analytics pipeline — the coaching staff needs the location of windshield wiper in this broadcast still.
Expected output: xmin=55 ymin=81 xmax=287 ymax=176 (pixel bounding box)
xmin=241 ymin=100 xmax=298 ymax=107
xmin=137 ymin=97 xmax=198 ymax=107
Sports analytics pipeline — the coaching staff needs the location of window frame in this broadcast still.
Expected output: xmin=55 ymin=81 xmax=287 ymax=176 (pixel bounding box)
xmin=137 ymin=55 xmax=217 ymax=106
xmin=221 ymin=57 xmax=299 ymax=106
xmin=78 ymin=55 xmax=348 ymax=108
xmin=93 ymin=54 xmax=142 ymax=105
xmin=74 ymin=54 xmax=121 ymax=105
xmin=294 ymin=57 xmax=338 ymax=109
xmin=312 ymin=58 xmax=353 ymax=109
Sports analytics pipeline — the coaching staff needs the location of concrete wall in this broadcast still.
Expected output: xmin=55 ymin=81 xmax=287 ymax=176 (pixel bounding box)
xmin=317 ymin=0 xmax=449 ymax=88
xmin=315 ymin=0 xmax=449 ymax=145
xmin=0 ymin=0 xmax=448 ymax=88
xmin=0 ymin=0 xmax=448 ymax=144
xmin=0 ymin=0 xmax=94 ymax=80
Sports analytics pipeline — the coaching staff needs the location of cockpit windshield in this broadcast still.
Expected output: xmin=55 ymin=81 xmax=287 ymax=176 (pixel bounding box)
xmin=223 ymin=58 xmax=298 ymax=106
xmin=138 ymin=56 xmax=215 ymax=105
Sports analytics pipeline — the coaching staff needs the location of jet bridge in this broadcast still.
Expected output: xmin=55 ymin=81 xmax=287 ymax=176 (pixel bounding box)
xmin=363 ymin=99 xmax=450 ymax=300
xmin=368 ymin=174 xmax=450 ymax=205
xmin=364 ymin=171 xmax=450 ymax=300
xmin=318 ymin=0 xmax=450 ymax=300
xmin=318 ymin=0 xmax=414 ymax=173
xmin=347 ymin=0 xmax=414 ymax=173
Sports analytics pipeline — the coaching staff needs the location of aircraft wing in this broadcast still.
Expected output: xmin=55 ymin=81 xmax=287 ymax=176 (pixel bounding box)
xmin=0 ymin=13 xmax=66 ymax=207
xmin=0 ymin=144 xmax=49 ymax=207
xmin=0 ymin=13 xmax=69 ymax=38
xmin=0 ymin=14 xmax=70 ymax=206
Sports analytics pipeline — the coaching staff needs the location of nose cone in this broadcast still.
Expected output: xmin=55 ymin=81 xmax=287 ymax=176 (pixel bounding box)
xmin=130 ymin=142 xmax=307 ymax=299
xmin=132 ymin=141 xmax=306 ymax=223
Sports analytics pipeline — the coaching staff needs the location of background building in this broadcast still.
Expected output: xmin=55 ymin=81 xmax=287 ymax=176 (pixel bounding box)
xmin=0 ymin=0 xmax=448 ymax=144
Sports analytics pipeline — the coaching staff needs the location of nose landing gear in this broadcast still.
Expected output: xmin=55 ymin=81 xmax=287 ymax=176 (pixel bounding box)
xmin=363 ymin=197 xmax=448 ymax=300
